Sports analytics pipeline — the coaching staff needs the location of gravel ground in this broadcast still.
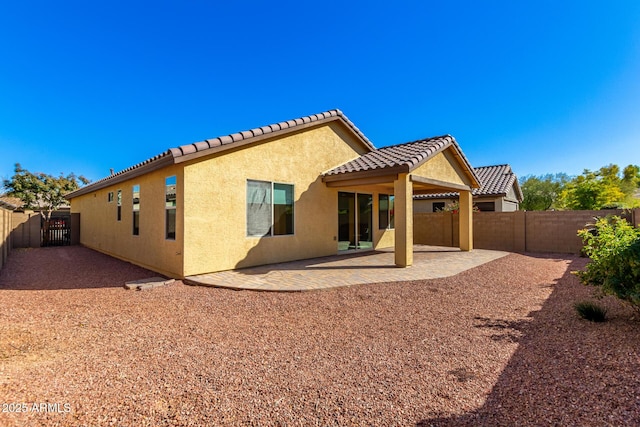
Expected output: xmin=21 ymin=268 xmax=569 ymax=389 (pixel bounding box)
xmin=0 ymin=246 xmax=638 ymax=426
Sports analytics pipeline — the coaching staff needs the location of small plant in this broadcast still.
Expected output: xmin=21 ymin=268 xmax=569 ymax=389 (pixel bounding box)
xmin=574 ymin=301 xmax=608 ymax=322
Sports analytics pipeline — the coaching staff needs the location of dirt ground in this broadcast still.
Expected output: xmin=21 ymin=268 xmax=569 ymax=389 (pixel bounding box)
xmin=0 ymin=246 xmax=638 ymax=426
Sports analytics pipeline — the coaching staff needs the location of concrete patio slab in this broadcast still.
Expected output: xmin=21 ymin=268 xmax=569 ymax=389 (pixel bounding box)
xmin=184 ymin=245 xmax=509 ymax=292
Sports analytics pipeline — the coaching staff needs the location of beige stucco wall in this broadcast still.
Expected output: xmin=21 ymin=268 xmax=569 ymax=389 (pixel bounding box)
xmin=411 ymin=149 xmax=471 ymax=187
xmin=70 ymin=165 xmax=184 ymax=278
xmin=68 ymin=122 xmax=478 ymax=277
xmin=182 ymin=121 xmax=372 ymax=276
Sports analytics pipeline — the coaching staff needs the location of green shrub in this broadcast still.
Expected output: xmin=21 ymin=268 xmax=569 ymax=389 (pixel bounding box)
xmin=576 ymin=215 xmax=640 ymax=313
xmin=574 ymin=301 xmax=608 ymax=322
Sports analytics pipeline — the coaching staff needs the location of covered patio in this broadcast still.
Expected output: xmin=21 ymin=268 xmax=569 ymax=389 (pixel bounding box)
xmin=322 ymin=135 xmax=482 ymax=267
xmin=184 ymin=245 xmax=508 ymax=291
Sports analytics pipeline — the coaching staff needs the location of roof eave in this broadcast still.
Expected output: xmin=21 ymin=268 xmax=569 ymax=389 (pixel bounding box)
xmin=66 ymin=154 xmax=175 ymax=199
xmin=322 ymin=165 xmax=409 ymax=183
xmin=0 ymin=201 xmax=17 ymax=210
xmin=175 ymin=115 xmax=374 ymax=165
xmin=172 ymin=110 xmax=375 ymax=165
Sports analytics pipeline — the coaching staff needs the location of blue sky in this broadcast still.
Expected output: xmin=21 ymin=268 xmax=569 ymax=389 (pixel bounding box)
xmin=1 ymin=1 xmax=639 ymax=184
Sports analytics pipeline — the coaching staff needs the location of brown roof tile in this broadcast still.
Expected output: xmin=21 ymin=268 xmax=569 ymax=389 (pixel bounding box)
xmin=66 ymin=109 xmax=375 ymax=199
xmin=324 ymin=135 xmax=478 ymax=185
xmin=168 ymin=109 xmax=374 ymax=161
xmin=414 ymin=164 xmax=523 ymax=201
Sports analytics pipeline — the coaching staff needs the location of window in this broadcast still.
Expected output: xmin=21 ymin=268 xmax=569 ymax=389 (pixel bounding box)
xmin=108 ymin=192 xmax=114 ymax=202
xmin=476 ymin=201 xmax=495 ymax=212
xmin=117 ymin=190 xmax=122 ymax=221
xmin=433 ymin=202 xmax=445 ymax=212
xmin=132 ymin=185 xmax=140 ymax=235
xmin=165 ymin=176 xmax=176 ymax=240
xmin=273 ymin=183 xmax=294 ymax=235
xmin=246 ymin=180 xmax=294 ymax=237
xmin=378 ymin=194 xmax=394 ymax=229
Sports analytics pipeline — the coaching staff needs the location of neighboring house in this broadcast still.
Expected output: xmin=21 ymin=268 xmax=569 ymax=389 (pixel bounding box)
xmin=0 ymin=196 xmax=23 ymax=210
xmin=0 ymin=195 xmax=71 ymax=214
xmin=65 ymin=109 xmax=481 ymax=279
xmin=414 ymin=164 xmax=523 ymax=212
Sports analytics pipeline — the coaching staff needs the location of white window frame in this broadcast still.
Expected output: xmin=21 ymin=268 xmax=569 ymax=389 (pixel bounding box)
xmin=132 ymin=184 xmax=140 ymax=236
xmin=378 ymin=194 xmax=395 ymax=230
xmin=246 ymin=179 xmax=295 ymax=237
xmin=165 ymin=176 xmax=177 ymax=240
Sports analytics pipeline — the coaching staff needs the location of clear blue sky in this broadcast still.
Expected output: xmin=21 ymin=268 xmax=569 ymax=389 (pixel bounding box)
xmin=1 ymin=1 xmax=639 ymax=184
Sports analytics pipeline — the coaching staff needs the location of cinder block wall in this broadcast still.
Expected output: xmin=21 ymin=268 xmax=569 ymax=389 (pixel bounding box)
xmin=413 ymin=212 xmax=451 ymax=246
xmin=11 ymin=212 xmax=41 ymax=248
xmin=525 ymin=211 xmax=603 ymax=253
xmin=1 ymin=207 xmax=12 ymax=269
xmin=415 ymin=208 xmax=639 ymax=254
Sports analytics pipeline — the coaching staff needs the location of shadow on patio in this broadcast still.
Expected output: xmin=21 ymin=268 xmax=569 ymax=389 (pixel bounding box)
xmin=184 ymin=245 xmax=509 ymax=291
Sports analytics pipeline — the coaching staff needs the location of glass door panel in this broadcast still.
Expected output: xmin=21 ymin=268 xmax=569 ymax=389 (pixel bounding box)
xmin=357 ymin=193 xmax=373 ymax=249
xmin=338 ymin=192 xmax=372 ymax=251
xmin=338 ymin=192 xmax=356 ymax=250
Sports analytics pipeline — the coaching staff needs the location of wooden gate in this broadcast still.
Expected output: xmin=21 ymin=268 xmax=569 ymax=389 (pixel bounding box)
xmin=42 ymin=215 xmax=71 ymax=247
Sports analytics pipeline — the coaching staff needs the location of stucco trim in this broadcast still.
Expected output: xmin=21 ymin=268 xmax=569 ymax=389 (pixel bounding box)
xmin=324 ymin=173 xmax=400 ymax=188
xmin=322 ymin=166 xmax=407 ymax=183
xmin=410 ymin=175 xmax=471 ymax=192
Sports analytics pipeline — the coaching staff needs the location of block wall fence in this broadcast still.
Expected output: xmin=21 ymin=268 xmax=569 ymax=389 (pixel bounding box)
xmin=10 ymin=212 xmax=41 ymax=248
xmin=0 ymin=206 xmax=12 ymax=269
xmin=414 ymin=208 xmax=640 ymax=254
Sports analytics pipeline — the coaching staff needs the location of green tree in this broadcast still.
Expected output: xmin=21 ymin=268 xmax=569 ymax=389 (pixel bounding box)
xmin=559 ymin=164 xmax=637 ymax=210
xmin=520 ymin=173 xmax=568 ymax=210
xmin=2 ymin=163 xmax=89 ymax=243
xmin=621 ymin=165 xmax=640 ymax=207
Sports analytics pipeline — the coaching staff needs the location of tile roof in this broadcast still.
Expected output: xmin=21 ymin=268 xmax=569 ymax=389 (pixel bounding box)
xmin=169 ymin=109 xmax=374 ymax=159
xmin=414 ymin=164 xmax=523 ymax=201
xmin=66 ymin=109 xmax=374 ymax=199
xmin=0 ymin=196 xmax=22 ymax=210
xmin=324 ymin=135 xmax=480 ymax=186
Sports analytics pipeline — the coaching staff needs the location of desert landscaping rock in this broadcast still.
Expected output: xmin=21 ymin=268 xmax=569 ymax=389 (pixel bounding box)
xmin=0 ymin=246 xmax=638 ymax=426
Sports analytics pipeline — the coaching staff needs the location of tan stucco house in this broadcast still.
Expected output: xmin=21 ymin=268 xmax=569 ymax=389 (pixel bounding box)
xmin=66 ymin=110 xmax=480 ymax=279
xmin=414 ymin=164 xmax=523 ymax=213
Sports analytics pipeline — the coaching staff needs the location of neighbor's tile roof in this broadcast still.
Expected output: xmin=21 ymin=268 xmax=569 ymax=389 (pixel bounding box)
xmin=0 ymin=196 xmax=22 ymax=210
xmin=414 ymin=164 xmax=523 ymax=201
xmin=324 ymin=135 xmax=479 ymax=185
xmin=66 ymin=109 xmax=374 ymax=199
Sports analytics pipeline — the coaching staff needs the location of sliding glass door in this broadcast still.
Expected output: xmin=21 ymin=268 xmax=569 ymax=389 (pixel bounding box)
xmin=338 ymin=192 xmax=372 ymax=251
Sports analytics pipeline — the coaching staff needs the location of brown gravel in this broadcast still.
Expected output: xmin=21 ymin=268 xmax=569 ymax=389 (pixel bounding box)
xmin=0 ymin=246 xmax=639 ymax=426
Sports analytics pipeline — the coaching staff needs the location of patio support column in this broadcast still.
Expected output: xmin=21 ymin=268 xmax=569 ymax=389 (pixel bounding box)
xmin=394 ymin=173 xmax=413 ymax=267
xmin=459 ymin=189 xmax=473 ymax=251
